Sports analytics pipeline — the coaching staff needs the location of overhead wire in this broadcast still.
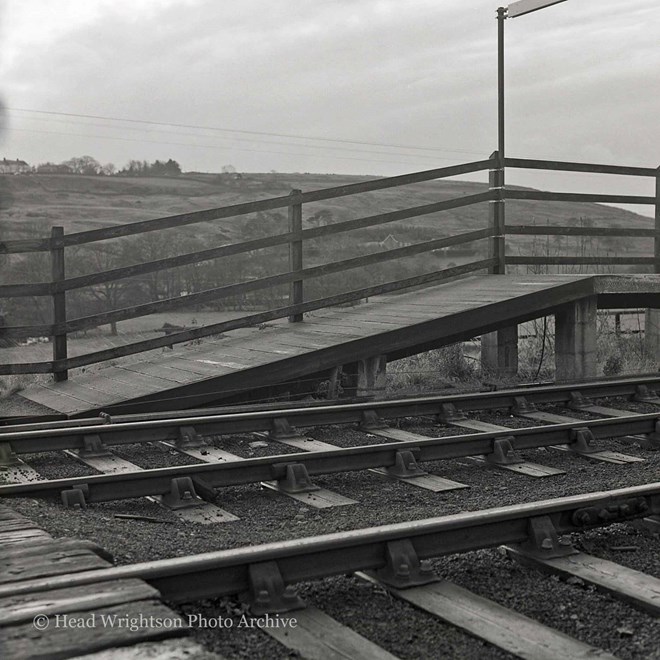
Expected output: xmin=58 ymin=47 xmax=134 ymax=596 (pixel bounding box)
xmin=8 ymin=107 xmax=485 ymax=157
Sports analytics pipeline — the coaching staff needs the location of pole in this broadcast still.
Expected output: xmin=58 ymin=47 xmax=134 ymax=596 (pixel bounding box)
xmin=288 ymin=189 xmax=303 ymax=323
xmin=497 ymin=7 xmax=506 ymax=172
xmin=50 ymin=226 xmax=68 ymax=381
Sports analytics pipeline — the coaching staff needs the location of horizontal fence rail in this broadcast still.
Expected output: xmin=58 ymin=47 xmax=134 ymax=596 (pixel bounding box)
xmin=1 ymin=152 xmax=658 ymax=379
xmin=505 ymin=157 xmax=658 ymax=178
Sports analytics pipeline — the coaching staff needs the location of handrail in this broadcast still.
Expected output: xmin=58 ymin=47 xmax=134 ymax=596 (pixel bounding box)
xmin=505 ymin=157 xmax=657 ymax=178
xmin=56 ymin=190 xmax=495 ymax=293
xmin=58 ymin=159 xmax=495 ymax=248
xmin=506 ymin=225 xmax=656 ymax=238
xmin=1 ymin=152 xmax=658 ymax=379
xmin=54 ymin=228 xmax=494 ymax=333
xmin=505 ymin=190 xmax=655 ymax=205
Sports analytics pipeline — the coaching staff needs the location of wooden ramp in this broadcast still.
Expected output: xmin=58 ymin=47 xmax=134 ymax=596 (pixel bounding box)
xmin=19 ymin=274 xmax=597 ymax=417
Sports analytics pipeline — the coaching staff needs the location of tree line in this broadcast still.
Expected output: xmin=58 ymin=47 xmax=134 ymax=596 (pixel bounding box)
xmin=33 ymin=156 xmax=182 ymax=177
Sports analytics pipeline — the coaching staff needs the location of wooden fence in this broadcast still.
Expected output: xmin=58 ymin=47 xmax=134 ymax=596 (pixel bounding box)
xmin=1 ymin=152 xmax=658 ymax=380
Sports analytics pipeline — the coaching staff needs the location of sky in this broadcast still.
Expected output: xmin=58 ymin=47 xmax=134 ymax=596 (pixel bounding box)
xmin=0 ymin=0 xmax=658 ymax=212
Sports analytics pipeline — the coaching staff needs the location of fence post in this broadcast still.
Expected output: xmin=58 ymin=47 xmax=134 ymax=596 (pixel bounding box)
xmin=50 ymin=226 xmax=68 ymax=382
xmin=288 ymin=189 xmax=303 ymax=322
xmin=482 ymin=150 xmax=516 ymax=376
xmin=488 ymin=149 xmax=505 ymax=274
xmin=645 ymin=165 xmax=660 ymax=361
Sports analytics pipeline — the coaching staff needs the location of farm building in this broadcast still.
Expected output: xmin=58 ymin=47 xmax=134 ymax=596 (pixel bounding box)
xmin=0 ymin=158 xmax=30 ymax=174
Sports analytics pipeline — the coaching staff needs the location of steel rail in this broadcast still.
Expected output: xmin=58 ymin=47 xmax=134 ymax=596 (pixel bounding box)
xmin=0 ymin=413 xmax=657 ymax=503
xmin=2 ymin=481 xmax=658 ymax=601
xmin=1 ymin=375 xmax=658 ymax=453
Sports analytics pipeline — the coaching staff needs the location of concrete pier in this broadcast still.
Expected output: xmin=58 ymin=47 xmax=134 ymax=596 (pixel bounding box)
xmin=480 ymin=327 xmax=518 ymax=377
xmin=555 ymin=296 xmax=597 ymax=381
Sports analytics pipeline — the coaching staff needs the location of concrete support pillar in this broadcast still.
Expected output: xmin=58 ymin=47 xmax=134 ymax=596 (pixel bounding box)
xmin=342 ymin=356 xmax=387 ymax=399
xmin=480 ymin=327 xmax=518 ymax=377
xmin=555 ymin=297 xmax=597 ymax=382
xmin=645 ymin=308 xmax=660 ymax=365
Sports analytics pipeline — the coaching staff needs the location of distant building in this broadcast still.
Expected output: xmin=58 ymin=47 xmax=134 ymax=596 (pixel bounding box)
xmin=379 ymin=234 xmax=406 ymax=250
xmin=36 ymin=163 xmax=73 ymax=174
xmin=0 ymin=158 xmax=30 ymax=174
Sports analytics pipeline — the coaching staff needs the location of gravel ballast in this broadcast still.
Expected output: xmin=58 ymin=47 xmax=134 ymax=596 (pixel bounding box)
xmin=4 ymin=396 xmax=660 ymax=659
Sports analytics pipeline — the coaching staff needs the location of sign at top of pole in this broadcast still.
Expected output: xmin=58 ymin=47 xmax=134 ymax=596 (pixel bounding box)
xmin=505 ymin=0 xmax=567 ymax=18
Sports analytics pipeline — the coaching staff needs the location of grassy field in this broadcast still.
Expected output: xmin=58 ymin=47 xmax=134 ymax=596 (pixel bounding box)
xmin=1 ymin=171 xmax=653 ymax=260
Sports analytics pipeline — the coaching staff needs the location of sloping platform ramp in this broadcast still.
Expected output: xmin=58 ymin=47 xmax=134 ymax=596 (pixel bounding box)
xmin=20 ymin=275 xmax=596 ymax=417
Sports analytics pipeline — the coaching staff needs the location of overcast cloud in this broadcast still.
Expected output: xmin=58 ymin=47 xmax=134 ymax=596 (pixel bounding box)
xmin=0 ymin=0 xmax=657 ymax=209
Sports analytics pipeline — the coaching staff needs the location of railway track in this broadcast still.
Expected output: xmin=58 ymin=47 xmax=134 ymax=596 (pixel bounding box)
xmin=2 ymin=375 xmax=660 ymax=658
xmin=2 ymin=483 xmax=660 ymax=658
xmin=1 ymin=375 xmax=659 ymax=516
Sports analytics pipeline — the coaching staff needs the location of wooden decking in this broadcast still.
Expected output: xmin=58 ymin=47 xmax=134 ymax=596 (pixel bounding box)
xmin=16 ymin=274 xmax=612 ymax=417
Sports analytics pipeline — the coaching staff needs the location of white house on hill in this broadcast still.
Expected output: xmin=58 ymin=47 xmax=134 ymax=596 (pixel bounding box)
xmin=0 ymin=158 xmax=30 ymax=174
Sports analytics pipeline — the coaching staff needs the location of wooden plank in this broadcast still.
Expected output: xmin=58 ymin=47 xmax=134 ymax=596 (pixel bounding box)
xmin=448 ymin=420 xmax=565 ymax=477
xmin=19 ymin=387 xmax=89 ymax=416
xmin=518 ymin=409 xmax=647 ymax=448
xmin=506 ymin=548 xmax=660 ymax=616
xmin=339 ymin=428 xmax=470 ymax=492
xmin=505 ymin=189 xmax=654 ymax=205
xmin=0 ymin=530 xmax=53 ymax=546
xmin=507 ymin=225 xmax=656 ymax=238
xmin=0 ymin=578 xmax=159 ymax=626
xmin=105 ymin=364 xmax=194 ymax=387
xmin=63 ymin=449 xmax=145 ymax=475
xmin=0 ymin=538 xmax=110 ymax=562
xmin=505 ymin=156 xmax=656 ymax=178
xmin=261 ymin=482 xmax=357 ymax=508
xmin=151 ymin=356 xmax=237 ymax=378
xmin=0 ymin=457 xmax=43 ymax=484
xmin=0 ymin=519 xmax=42 ymax=533
xmin=63 ymin=373 xmax=167 ymax=401
xmin=362 ymin=577 xmax=617 ymax=660
xmin=369 ymin=468 xmax=469 ymax=492
xmin=265 ymin=605 xmax=400 ymax=660
xmin=71 ymin=638 xmax=224 ymax=660
xmin=0 ymin=549 xmax=110 ymax=584
xmin=0 ymin=507 xmax=26 ymax=521
xmin=159 ymin=442 xmax=244 ymax=464
xmin=38 ymin=381 xmax=112 ymax=406
xmin=56 ymin=260 xmax=495 ymax=371
xmin=467 ymin=455 xmax=565 ymax=478
xmin=0 ymin=600 xmax=185 ymax=659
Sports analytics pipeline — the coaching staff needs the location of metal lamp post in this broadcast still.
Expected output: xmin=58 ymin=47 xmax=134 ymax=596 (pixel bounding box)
xmin=497 ymin=0 xmax=568 ymax=168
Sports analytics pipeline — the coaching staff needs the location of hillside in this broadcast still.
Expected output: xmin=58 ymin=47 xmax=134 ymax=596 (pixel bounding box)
xmin=1 ymin=171 xmax=653 ymax=248
xmin=1 ymin=169 xmax=654 ymax=333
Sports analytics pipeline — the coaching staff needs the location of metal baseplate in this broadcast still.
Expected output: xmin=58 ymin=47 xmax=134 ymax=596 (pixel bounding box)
xmin=568 ymin=391 xmax=591 ymax=410
xmin=568 ymin=427 xmax=598 ymax=454
xmin=243 ymin=560 xmax=305 ymax=615
xmin=641 ymin=420 xmax=660 ymax=451
xmin=359 ymin=409 xmax=388 ymax=431
xmin=269 ymin=417 xmax=302 ymax=440
xmin=161 ymin=477 xmax=206 ymax=510
xmin=511 ymin=396 xmax=537 ymax=415
xmin=61 ymin=484 xmax=90 ymax=509
xmin=0 ymin=443 xmax=20 ymax=467
xmin=367 ymin=538 xmax=437 ymax=589
xmin=176 ymin=425 xmax=204 ymax=449
xmin=632 ymin=384 xmax=660 ymax=404
xmin=486 ymin=436 xmax=523 ymax=465
xmin=79 ymin=434 xmax=112 ymax=458
xmin=436 ymin=403 xmax=467 ymax=424
xmin=512 ymin=515 xmax=577 ymax=559
xmin=272 ymin=462 xmax=320 ymax=494
xmin=386 ymin=450 xmax=427 ymax=479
